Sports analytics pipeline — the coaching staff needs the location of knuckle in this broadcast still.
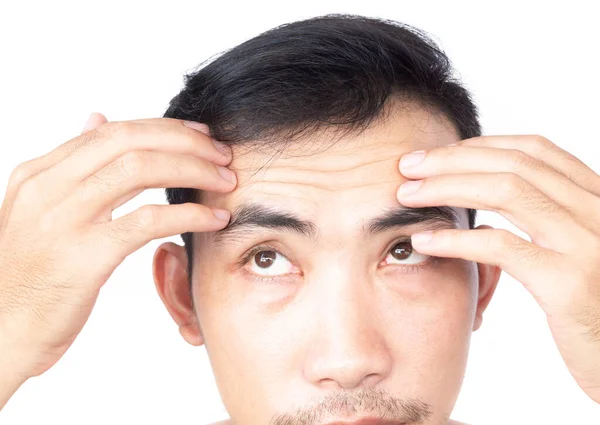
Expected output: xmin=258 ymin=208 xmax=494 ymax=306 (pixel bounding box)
xmin=118 ymin=151 xmax=146 ymax=178
xmin=8 ymin=161 xmax=35 ymax=189
xmin=529 ymin=134 xmax=554 ymax=152
xmin=166 ymin=155 xmax=183 ymax=178
xmin=475 ymin=229 xmax=506 ymax=266
xmin=498 ymin=229 xmax=523 ymax=252
xmin=497 ymin=228 xmax=514 ymax=246
xmin=493 ymin=172 xmax=526 ymax=204
xmin=104 ymin=207 xmax=155 ymax=247
xmin=135 ymin=204 xmax=158 ymax=228
xmin=106 ymin=120 xmax=135 ymax=138
xmin=496 ymin=229 xmax=527 ymax=262
xmin=505 ymin=149 xmax=532 ymax=171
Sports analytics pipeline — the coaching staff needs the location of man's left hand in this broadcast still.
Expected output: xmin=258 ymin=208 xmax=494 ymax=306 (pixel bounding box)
xmin=397 ymin=135 xmax=600 ymax=404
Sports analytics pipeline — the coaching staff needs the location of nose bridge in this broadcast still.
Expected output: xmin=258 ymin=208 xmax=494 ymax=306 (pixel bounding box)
xmin=303 ymin=253 xmax=392 ymax=389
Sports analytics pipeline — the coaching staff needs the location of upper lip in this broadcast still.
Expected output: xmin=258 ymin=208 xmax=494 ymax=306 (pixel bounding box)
xmin=321 ymin=418 xmax=405 ymax=425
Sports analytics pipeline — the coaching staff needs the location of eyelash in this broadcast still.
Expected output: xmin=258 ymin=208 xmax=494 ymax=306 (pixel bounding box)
xmin=237 ymin=238 xmax=443 ymax=284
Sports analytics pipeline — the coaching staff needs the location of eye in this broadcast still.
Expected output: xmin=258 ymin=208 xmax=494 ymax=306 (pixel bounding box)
xmin=246 ymin=248 xmax=296 ymax=277
xmin=384 ymin=239 xmax=431 ymax=267
xmin=240 ymin=238 xmax=436 ymax=282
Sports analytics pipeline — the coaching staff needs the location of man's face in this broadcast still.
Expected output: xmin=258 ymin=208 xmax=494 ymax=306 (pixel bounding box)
xmin=154 ymin=104 xmax=500 ymax=425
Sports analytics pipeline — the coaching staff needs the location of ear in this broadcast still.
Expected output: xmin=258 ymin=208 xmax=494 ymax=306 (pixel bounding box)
xmin=471 ymin=225 xmax=503 ymax=332
xmin=152 ymin=242 xmax=204 ymax=346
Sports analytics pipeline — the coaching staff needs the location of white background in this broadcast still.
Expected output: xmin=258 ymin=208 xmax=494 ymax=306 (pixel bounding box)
xmin=1 ymin=1 xmax=599 ymax=424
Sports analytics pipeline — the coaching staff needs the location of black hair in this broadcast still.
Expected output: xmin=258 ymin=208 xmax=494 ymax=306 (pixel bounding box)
xmin=163 ymin=13 xmax=481 ymax=287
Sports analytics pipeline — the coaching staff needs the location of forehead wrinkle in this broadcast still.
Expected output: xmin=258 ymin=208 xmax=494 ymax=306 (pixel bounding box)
xmin=209 ymin=133 xmax=460 ymax=248
xmin=232 ymin=161 xmax=404 ymax=194
xmin=233 ymin=155 xmax=400 ymax=176
xmin=237 ymin=178 xmax=400 ymax=193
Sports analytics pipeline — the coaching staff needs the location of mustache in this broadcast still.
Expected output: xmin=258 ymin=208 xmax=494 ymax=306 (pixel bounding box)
xmin=268 ymin=387 xmax=433 ymax=425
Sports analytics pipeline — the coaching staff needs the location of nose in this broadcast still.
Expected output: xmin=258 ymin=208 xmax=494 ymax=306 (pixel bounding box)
xmin=303 ymin=272 xmax=393 ymax=390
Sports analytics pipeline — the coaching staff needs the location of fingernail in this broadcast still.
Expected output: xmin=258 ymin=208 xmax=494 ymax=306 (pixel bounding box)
xmin=183 ymin=120 xmax=210 ymax=135
xmin=400 ymin=150 xmax=426 ymax=168
xmin=212 ymin=208 xmax=231 ymax=222
xmin=217 ymin=166 xmax=237 ymax=184
xmin=398 ymin=180 xmax=422 ymax=197
xmin=82 ymin=112 xmax=94 ymax=132
xmin=412 ymin=231 xmax=433 ymax=245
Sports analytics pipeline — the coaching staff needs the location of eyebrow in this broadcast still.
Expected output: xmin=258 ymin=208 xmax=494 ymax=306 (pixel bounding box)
xmin=210 ymin=201 xmax=462 ymax=247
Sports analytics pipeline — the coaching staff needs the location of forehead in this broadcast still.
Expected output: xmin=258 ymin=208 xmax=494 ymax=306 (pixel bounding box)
xmin=201 ymin=106 xmax=459 ymax=214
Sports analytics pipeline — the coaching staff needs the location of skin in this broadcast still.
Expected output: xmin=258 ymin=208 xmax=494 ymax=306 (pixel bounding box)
xmin=153 ymin=104 xmax=501 ymax=425
xmin=2 ymin=103 xmax=599 ymax=421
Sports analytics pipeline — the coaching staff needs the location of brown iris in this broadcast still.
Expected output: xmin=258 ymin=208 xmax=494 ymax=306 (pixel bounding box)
xmin=254 ymin=250 xmax=277 ymax=268
xmin=391 ymin=241 xmax=412 ymax=260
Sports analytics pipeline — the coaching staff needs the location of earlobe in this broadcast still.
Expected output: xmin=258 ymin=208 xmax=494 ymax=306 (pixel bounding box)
xmin=472 ymin=315 xmax=483 ymax=332
xmin=179 ymin=323 xmax=204 ymax=346
xmin=152 ymin=242 xmax=204 ymax=347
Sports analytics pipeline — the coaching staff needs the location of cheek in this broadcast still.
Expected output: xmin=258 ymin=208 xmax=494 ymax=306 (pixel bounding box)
xmin=195 ymin=281 xmax=289 ymax=423
xmin=382 ymin=265 xmax=475 ymax=398
xmin=401 ymin=262 xmax=476 ymax=353
xmin=402 ymin=297 xmax=473 ymax=366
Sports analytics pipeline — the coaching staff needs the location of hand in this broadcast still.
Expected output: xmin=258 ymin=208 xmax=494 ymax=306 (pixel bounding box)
xmin=397 ymin=135 xmax=600 ymax=404
xmin=0 ymin=113 xmax=236 ymax=385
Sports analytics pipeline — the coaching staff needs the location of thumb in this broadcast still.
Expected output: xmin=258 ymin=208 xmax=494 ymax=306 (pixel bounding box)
xmin=81 ymin=112 xmax=108 ymax=133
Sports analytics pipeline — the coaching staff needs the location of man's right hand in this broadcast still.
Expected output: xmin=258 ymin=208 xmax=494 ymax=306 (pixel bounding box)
xmin=0 ymin=113 xmax=236 ymax=408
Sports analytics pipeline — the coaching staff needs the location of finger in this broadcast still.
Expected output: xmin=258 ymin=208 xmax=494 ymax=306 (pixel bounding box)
xmin=410 ymin=227 xmax=568 ymax=311
xmin=8 ymin=117 xmax=221 ymax=193
xmin=6 ymin=112 xmax=110 ymax=196
xmin=92 ymin=202 xmax=231 ymax=262
xmin=57 ymin=151 xmax=237 ymax=225
xmin=455 ymin=135 xmax=600 ymax=197
xmin=81 ymin=115 xmax=208 ymax=217
xmin=397 ymin=172 xmax=593 ymax=253
xmin=77 ymin=113 xmax=131 ymax=221
xmin=2 ymin=112 xmax=107 ymax=208
xmin=23 ymin=119 xmax=232 ymax=208
xmin=400 ymin=145 xmax=600 ymax=231
xmin=4 ymin=115 xmax=205 ymax=204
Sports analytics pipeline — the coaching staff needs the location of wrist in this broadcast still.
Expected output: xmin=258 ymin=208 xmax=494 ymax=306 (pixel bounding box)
xmin=0 ymin=371 xmax=27 ymax=411
xmin=0 ymin=333 xmax=30 ymax=410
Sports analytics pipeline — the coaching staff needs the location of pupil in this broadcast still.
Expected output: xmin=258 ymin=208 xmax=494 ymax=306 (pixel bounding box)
xmin=255 ymin=251 xmax=276 ymax=268
xmin=391 ymin=242 xmax=412 ymax=260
